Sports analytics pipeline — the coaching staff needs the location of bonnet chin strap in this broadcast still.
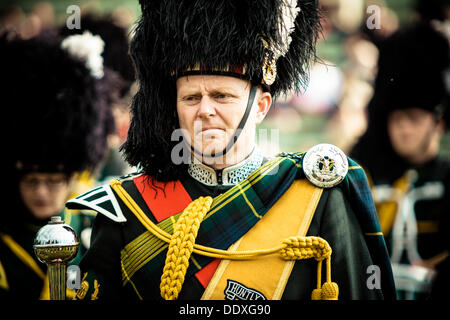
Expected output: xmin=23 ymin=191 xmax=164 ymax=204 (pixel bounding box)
xmin=191 ymin=85 xmax=258 ymax=159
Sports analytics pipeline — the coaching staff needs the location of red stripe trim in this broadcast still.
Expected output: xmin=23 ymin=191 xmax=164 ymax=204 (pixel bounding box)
xmin=229 ymin=65 xmax=244 ymax=74
xmin=195 ymin=259 xmax=221 ymax=288
xmin=132 ymin=175 xmax=192 ymax=222
xmin=180 ymin=64 xmax=246 ymax=75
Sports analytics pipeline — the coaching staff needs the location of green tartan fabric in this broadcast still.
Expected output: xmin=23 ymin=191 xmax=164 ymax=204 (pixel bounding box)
xmin=121 ymin=155 xmax=300 ymax=287
xmin=343 ymin=158 xmax=396 ymax=300
xmin=120 ymin=153 xmax=395 ymax=299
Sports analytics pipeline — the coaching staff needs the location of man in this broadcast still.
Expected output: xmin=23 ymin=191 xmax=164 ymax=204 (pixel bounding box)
xmin=0 ymin=30 xmax=116 ymax=299
xmin=350 ymin=22 xmax=450 ymax=299
xmin=67 ymin=0 xmax=395 ymax=300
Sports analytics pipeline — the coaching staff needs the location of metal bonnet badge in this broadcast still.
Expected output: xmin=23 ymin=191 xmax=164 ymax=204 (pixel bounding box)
xmin=303 ymin=144 xmax=348 ymax=188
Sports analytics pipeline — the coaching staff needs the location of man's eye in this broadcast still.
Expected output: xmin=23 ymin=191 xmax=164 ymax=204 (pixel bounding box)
xmin=214 ymin=94 xmax=229 ymax=100
xmin=184 ymin=96 xmax=199 ymax=102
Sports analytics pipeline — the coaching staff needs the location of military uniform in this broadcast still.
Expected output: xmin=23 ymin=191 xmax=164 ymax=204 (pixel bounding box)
xmin=369 ymin=157 xmax=450 ymax=299
xmin=66 ymin=0 xmax=395 ymax=301
xmin=350 ymin=22 xmax=450 ymax=300
xmin=68 ymin=148 xmax=395 ymax=300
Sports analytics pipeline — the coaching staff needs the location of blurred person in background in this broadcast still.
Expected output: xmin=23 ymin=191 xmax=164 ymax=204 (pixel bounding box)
xmin=350 ymin=22 xmax=450 ymax=300
xmin=59 ymin=12 xmax=136 ymax=182
xmin=0 ymin=1 xmax=56 ymax=39
xmin=0 ymin=30 xmax=117 ymax=299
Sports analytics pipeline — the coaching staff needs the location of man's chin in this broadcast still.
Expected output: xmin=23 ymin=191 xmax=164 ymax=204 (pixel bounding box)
xmin=30 ymin=208 xmax=59 ymax=221
xmin=197 ymin=145 xmax=226 ymax=158
xmin=192 ymin=139 xmax=226 ymax=156
xmin=392 ymin=143 xmax=416 ymax=156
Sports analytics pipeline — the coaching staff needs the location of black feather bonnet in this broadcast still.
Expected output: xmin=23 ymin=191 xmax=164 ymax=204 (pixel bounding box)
xmin=350 ymin=22 xmax=450 ymax=183
xmin=121 ymin=0 xmax=321 ymax=181
xmin=1 ymin=31 xmax=115 ymax=176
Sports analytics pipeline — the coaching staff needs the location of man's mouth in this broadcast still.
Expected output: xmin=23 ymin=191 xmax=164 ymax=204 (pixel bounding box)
xmin=201 ymin=127 xmax=223 ymax=133
xmin=199 ymin=129 xmax=225 ymax=141
xmin=33 ymin=200 xmax=49 ymax=207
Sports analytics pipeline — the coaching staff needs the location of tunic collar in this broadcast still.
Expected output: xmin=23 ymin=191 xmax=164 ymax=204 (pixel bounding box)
xmin=187 ymin=147 xmax=264 ymax=186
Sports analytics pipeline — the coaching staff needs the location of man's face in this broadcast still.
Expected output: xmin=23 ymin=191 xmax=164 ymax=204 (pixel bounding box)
xmin=387 ymin=108 xmax=443 ymax=163
xmin=176 ymin=75 xmax=271 ymax=167
xmin=19 ymin=172 xmax=72 ymax=220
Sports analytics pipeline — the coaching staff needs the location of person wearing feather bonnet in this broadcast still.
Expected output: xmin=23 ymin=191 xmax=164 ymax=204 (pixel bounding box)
xmin=350 ymin=22 xmax=450 ymax=300
xmin=0 ymin=30 xmax=116 ymax=299
xmin=67 ymin=0 xmax=395 ymax=300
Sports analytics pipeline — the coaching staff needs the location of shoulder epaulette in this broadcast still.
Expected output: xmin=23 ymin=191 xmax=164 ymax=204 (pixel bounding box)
xmin=277 ymin=151 xmax=305 ymax=161
xmin=66 ymin=184 xmax=127 ymax=222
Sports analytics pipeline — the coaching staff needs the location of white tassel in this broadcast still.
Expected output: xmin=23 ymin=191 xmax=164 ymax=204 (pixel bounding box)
xmin=61 ymin=31 xmax=105 ymax=79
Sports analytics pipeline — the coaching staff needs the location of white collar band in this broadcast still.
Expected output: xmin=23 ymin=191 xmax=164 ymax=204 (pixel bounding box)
xmin=188 ymin=148 xmax=264 ymax=186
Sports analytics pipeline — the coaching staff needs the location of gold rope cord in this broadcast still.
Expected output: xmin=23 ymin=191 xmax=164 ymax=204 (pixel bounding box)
xmin=110 ymin=179 xmax=338 ymax=300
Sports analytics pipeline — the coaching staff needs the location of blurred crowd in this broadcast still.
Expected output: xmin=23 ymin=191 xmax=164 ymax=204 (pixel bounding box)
xmin=2 ymin=0 xmax=447 ymax=155
xmin=264 ymin=0 xmax=450 ymax=156
xmin=0 ymin=1 xmax=137 ymax=183
xmin=0 ymin=0 xmax=449 ymax=300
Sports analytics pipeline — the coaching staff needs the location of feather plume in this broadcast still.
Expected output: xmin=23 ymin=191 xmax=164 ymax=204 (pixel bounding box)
xmin=274 ymin=0 xmax=300 ymax=59
xmin=61 ymin=31 xmax=105 ymax=79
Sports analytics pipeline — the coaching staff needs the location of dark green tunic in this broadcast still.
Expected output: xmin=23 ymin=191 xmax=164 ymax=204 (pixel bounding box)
xmin=71 ymin=171 xmax=394 ymax=300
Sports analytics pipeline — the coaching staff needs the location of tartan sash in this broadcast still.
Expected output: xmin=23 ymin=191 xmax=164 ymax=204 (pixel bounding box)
xmin=117 ymin=154 xmax=396 ymax=300
xmin=201 ymin=179 xmax=323 ymax=300
xmin=119 ymin=155 xmax=303 ymax=298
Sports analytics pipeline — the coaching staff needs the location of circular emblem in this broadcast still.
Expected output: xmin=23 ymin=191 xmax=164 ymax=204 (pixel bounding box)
xmin=303 ymin=144 xmax=348 ymax=188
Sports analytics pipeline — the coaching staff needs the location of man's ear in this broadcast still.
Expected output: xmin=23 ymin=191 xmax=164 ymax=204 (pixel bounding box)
xmin=255 ymin=90 xmax=272 ymax=125
xmin=436 ymin=118 xmax=445 ymax=137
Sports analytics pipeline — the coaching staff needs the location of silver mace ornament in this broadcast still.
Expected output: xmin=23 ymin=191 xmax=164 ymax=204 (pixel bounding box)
xmin=34 ymin=216 xmax=79 ymax=300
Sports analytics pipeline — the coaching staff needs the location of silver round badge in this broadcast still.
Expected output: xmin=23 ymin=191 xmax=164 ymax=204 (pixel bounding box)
xmin=303 ymin=143 xmax=348 ymax=188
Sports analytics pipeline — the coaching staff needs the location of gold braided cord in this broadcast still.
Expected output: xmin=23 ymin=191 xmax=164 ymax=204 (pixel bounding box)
xmin=111 ymin=179 xmax=279 ymax=259
xmin=280 ymin=236 xmax=331 ymax=261
xmin=111 ymin=179 xmax=314 ymax=260
xmin=280 ymin=236 xmax=338 ymax=300
xmin=160 ymin=196 xmax=213 ymax=300
xmin=110 ymin=179 xmax=339 ymax=300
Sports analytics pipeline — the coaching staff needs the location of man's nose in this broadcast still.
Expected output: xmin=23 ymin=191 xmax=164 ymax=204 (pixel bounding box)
xmin=396 ymin=117 xmax=412 ymax=130
xmin=34 ymin=182 xmax=51 ymax=196
xmin=197 ymin=96 xmax=216 ymax=118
